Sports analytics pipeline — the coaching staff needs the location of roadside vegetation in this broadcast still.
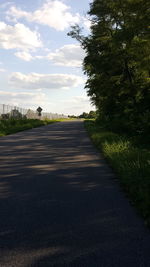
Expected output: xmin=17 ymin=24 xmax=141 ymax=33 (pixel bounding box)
xmin=85 ymin=120 xmax=150 ymax=226
xmin=68 ymin=110 xmax=96 ymax=119
xmin=68 ymin=0 xmax=150 ymax=138
xmin=0 ymin=118 xmax=61 ymax=136
xmin=68 ymin=0 xmax=150 ymax=226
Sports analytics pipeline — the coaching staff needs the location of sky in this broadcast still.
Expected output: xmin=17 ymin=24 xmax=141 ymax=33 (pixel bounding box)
xmin=0 ymin=0 xmax=94 ymax=116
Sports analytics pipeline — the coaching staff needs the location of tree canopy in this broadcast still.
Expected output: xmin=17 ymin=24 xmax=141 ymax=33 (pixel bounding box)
xmin=68 ymin=0 xmax=150 ymax=134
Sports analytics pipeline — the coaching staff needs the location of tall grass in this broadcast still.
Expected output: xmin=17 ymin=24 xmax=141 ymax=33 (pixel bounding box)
xmin=0 ymin=118 xmax=59 ymax=136
xmin=85 ymin=120 xmax=150 ymax=226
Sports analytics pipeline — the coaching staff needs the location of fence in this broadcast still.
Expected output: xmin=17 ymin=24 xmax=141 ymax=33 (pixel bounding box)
xmin=0 ymin=104 xmax=68 ymax=120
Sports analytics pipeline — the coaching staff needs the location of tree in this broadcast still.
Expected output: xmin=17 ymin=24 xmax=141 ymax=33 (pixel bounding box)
xmin=79 ymin=112 xmax=89 ymax=119
xmin=68 ymin=0 xmax=150 ymax=133
xmin=88 ymin=110 xmax=97 ymax=119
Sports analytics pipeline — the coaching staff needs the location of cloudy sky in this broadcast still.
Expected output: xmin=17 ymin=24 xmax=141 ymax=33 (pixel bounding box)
xmin=0 ymin=0 xmax=94 ymax=115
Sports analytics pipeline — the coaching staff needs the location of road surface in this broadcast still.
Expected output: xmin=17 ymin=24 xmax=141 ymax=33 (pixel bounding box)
xmin=0 ymin=121 xmax=150 ymax=266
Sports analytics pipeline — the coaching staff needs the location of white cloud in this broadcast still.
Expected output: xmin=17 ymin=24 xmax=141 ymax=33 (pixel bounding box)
xmin=14 ymin=44 xmax=85 ymax=65
xmin=14 ymin=51 xmax=33 ymax=61
xmin=0 ymin=68 xmax=6 ymax=72
xmin=0 ymin=91 xmax=94 ymax=116
xmin=60 ymin=95 xmax=94 ymax=115
xmin=7 ymin=1 xmax=80 ymax=31
xmin=0 ymin=2 xmax=12 ymax=9
xmin=47 ymin=44 xmax=85 ymax=67
xmin=0 ymin=90 xmax=46 ymax=108
xmin=9 ymin=72 xmax=84 ymax=90
xmin=0 ymin=21 xmax=42 ymax=51
xmin=83 ymin=17 xmax=92 ymax=31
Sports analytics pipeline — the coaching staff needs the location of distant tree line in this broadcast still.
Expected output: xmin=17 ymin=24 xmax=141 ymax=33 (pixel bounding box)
xmin=68 ymin=110 xmax=97 ymax=119
xmin=79 ymin=110 xmax=97 ymax=119
xmin=68 ymin=0 xmax=150 ymax=134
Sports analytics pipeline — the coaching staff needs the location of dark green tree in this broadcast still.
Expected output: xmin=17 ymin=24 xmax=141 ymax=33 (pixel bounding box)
xmin=68 ymin=0 xmax=150 ymax=133
xmin=88 ymin=110 xmax=97 ymax=119
xmin=79 ymin=112 xmax=89 ymax=119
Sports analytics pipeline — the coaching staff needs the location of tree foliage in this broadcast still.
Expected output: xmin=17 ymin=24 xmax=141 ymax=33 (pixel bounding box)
xmin=79 ymin=110 xmax=97 ymax=119
xmin=68 ymin=0 xmax=150 ymax=134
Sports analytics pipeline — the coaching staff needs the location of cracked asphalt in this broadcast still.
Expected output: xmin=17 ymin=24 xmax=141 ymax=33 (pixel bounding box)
xmin=0 ymin=120 xmax=150 ymax=267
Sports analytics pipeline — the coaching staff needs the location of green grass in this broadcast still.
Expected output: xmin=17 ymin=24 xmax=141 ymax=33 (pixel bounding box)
xmin=0 ymin=118 xmax=61 ymax=136
xmin=85 ymin=120 xmax=150 ymax=226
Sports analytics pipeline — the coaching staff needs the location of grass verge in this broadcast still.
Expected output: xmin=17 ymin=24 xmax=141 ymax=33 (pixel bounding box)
xmin=0 ymin=118 xmax=61 ymax=136
xmin=84 ymin=120 xmax=150 ymax=226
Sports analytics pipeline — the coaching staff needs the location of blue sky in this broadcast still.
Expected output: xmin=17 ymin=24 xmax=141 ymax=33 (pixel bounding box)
xmin=0 ymin=0 xmax=94 ymax=115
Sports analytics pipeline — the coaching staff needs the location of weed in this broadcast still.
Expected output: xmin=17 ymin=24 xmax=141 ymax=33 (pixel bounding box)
xmin=85 ymin=120 xmax=150 ymax=226
xmin=0 ymin=118 xmax=60 ymax=136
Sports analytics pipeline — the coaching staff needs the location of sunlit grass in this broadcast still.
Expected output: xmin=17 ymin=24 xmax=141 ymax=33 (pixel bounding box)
xmin=0 ymin=118 xmax=61 ymax=136
xmin=85 ymin=120 xmax=150 ymax=226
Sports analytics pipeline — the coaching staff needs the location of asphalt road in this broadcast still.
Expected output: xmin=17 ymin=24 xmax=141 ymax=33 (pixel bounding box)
xmin=0 ymin=121 xmax=150 ymax=267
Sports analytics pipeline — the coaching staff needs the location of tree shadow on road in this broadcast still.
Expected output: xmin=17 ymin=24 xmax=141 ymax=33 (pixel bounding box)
xmin=0 ymin=122 xmax=149 ymax=266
